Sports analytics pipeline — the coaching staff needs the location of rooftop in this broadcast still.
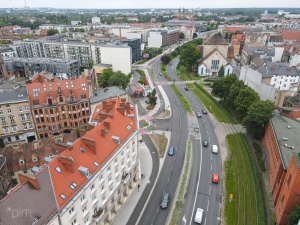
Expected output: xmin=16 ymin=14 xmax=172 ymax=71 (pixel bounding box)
xmin=90 ymin=87 xmax=127 ymax=104
xmin=3 ymin=57 xmax=79 ymax=65
xmin=270 ymin=114 xmax=300 ymax=169
xmin=0 ymin=86 xmax=28 ymax=104
xmin=204 ymin=34 xmax=228 ymax=45
xmin=257 ymin=62 xmax=299 ymax=78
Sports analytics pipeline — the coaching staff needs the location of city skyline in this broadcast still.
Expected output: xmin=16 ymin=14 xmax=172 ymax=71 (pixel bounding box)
xmin=0 ymin=0 xmax=300 ymax=9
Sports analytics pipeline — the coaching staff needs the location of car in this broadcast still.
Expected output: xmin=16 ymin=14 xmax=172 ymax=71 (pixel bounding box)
xmin=168 ymin=147 xmax=174 ymax=156
xmin=202 ymin=109 xmax=207 ymax=114
xmin=212 ymin=145 xmax=218 ymax=154
xmin=196 ymin=112 xmax=202 ymax=118
xmin=212 ymin=173 xmax=219 ymax=184
xmin=194 ymin=208 xmax=204 ymax=224
xmin=185 ymin=87 xmax=189 ymax=91
xmin=202 ymin=140 xmax=208 ymax=147
xmin=160 ymin=193 xmax=170 ymax=209
xmin=159 ymin=73 xmax=162 ymax=76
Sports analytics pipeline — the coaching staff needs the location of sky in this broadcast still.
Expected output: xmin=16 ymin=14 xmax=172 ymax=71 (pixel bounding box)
xmin=1 ymin=0 xmax=300 ymax=9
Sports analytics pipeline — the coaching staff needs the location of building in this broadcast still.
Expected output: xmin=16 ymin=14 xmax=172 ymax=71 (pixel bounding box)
xmin=27 ymin=72 xmax=91 ymax=140
xmin=165 ymin=20 xmax=208 ymax=32
xmin=231 ymin=34 xmax=245 ymax=56
xmin=281 ymin=31 xmax=300 ymax=44
xmin=122 ymin=38 xmax=141 ymax=63
xmin=3 ymin=57 xmax=80 ymax=78
xmin=125 ymin=31 xmax=145 ymax=43
xmin=0 ymin=155 xmax=12 ymax=199
xmin=202 ymin=34 xmax=229 ymax=59
xmin=0 ymin=85 xmax=36 ymax=148
xmin=239 ymin=62 xmax=300 ymax=106
xmin=197 ymin=49 xmax=233 ymax=76
xmin=147 ymin=28 xmax=179 ymax=48
xmin=268 ymin=35 xmax=283 ymax=46
xmin=262 ymin=113 xmax=300 ymax=225
xmin=0 ymin=96 xmax=139 ymax=225
xmin=92 ymin=17 xmax=101 ymax=24
xmin=240 ymin=44 xmax=277 ymax=66
xmin=289 ymin=47 xmax=300 ymax=71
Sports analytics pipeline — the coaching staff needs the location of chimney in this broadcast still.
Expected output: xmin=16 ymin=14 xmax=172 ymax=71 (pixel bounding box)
xmin=271 ymin=66 xmax=276 ymax=70
xmin=116 ymin=107 xmax=125 ymax=115
xmin=81 ymin=137 xmax=97 ymax=154
xmin=104 ymin=121 xmax=110 ymax=129
xmin=101 ymin=129 xmax=106 ymax=137
xmin=87 ymin=124 xmax=95 ymax=131
xmin=58 ymin=155 xmax=75 ymax=173
xmin=102 ymin=100 xmax=107 ymax=110
xmin=79 ymin=129 xmax=87 ymax=137
xmin=19 ymin=173 xmax=40 ymax=190
xmin=106 ymin=103 xmax=113 ymax=112
xmin=125 ymin=102 xmax=131 ymax=114
xmin=55 ymin=142 xmax=68 ymax=152
xmin=120 ymin=102 xmax=125 ymax=107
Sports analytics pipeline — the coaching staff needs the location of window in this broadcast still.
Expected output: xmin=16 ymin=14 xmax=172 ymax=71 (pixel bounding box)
xmin=211 ymin=60 xmax=220 ymax=70
xmin=69 ymin=206 xmax=75 ymax=215
xmin=90 ymin=184 xmax=95 ymax=191
xmin=33 ymin=100 xmax=39 ymax=105
xmin=26 ymin=113 xmax=31 ymax=120
xmin=19 ymin=160 xmax=24 ymax=164
xmin=82 ymin=205 xmax=87 ymax=213
xmin=7 ymin=108 xmax=11 ymax=114
xmin=7 ymin=137 xmax=12 ymax=142
xmin=287 ymin=174 xmax=292 ymax=187
xmin=71 ymin=218 xmax=77 ymax=225
xmin=20 ymin=114 xmax=25 ymax=121
xmin=107 ymin=166 xmax=111 ymax=172
xmin=12 ymin=126 xmax=18 ymax=132
xmin=1 ymin=118 xmax=6 ymax=124
xmin=80 ymin=194 xmax=86 ymax=202
xmin=108 ymin=175 xmax=112 ymax=182
xmin=3 ymin=127 xmax=9 ymax=133
xmin=15 ymin=136 xmax=19 ymax=141
xmin=24 ymin=106 xmax=29 ymax=111
xmin=9 ymin=116 xmax=15 ymax=123
xmin=81 ymin=94 xmax=86 ymax=99
xmin=92 ymin=194 xmax=96 ymax=201
xmin=0 ymin=110 xmax=2 ymax=115
xmin=19 ymin=107 xmax=23 ymax=112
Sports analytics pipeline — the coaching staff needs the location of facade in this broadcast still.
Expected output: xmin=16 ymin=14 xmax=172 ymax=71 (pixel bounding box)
xmin=231 ymin=34 xmax=245 ymax=56
xmin=122 ymin=38 xmax=141 ymax=64
xmin=125 ymin=31 xmax=145 ymax=43
xmin=0 ymin=155 xmax=12 ymax=199
xmin=198 ymin=49 xmax=233 ymax=76
xmin=165 ymin=20 xmax=208 ymax=32
xmin=289 ymin=47 xmax=300 ymax=71
xmin=203 ymin=34 xmax=229 ymax=59
xmin=0 ymin=96 xmax=139 ymax=225
xmin=268 ymin=35 xmax=283 ymax=46
xmin=3 ymin=57 xmax=80 ymax=78
xmin=262 ymin=114 xmax=300 ymax=225
xmin=281 ymin=31 xmax=300 ymax=44
xmin=12 ymin=40 xmax=132 ymax=74
xmin=27 ymin=73 xmax=91 ymax=140
xmin=92 ymin=17 xmax=101 ymax=24
xmin=0 ymin=86 xmax=36 ymax=148
xmin=147 ymin=28 xmax=179 ymax=48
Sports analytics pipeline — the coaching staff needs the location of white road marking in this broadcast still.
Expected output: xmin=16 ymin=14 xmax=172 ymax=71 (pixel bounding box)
xmin=211 ymin=163 xmax=212 ymax=171
xmin=207 ymin=200 xmax=210 ymax=211
xmin=204 ymin=218 xmax=207 ymax=225
xmin=209 ymin=186 xmax=211 ymax=196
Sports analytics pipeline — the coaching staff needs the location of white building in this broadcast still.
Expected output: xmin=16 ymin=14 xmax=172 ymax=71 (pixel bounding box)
xmin=71 ymin=21 xmax=82 ymax=26
xmin=147 ymin=28 xmax=179 ymax=48
xmin=92 ymin=17 xmax=101 ymax=24
xmin=126 ymin=31 xmax=145 ymax=43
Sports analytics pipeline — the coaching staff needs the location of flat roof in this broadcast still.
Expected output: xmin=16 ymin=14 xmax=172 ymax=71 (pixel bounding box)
xmin=3 ymin=57 xmax=79 ymax=64
xmin=270 ymin=115 xmax=300 ymax=169
xmin=0 ymin=86 xmax=28 ymax=103
xmin=90 ymin=86 xmax=127 ymax=104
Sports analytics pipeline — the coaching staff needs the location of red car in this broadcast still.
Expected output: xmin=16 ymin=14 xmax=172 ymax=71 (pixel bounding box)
xmin=212 ymin=173 xmax=219 ymax=184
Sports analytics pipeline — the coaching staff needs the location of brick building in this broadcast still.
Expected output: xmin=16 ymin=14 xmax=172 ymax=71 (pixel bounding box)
xmin=27 ymin=72 xmax=91 ymax=140
xmin=262 ymin=113 xmax=300 ymax=225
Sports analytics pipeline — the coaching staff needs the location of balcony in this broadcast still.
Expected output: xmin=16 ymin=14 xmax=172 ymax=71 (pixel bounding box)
xmin=122 ymin=173 xmax=130 ymax=184
xmin=92 ymin=207 xmax=104 ymax=222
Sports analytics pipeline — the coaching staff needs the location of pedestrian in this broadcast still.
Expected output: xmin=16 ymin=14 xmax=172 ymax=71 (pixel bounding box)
xmin=138 ymin=184 xmax=140 ymax=192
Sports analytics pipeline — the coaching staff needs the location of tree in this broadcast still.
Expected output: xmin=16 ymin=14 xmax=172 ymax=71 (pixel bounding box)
xmin=218 ymin=65 xmax=225 ymax=77
xmin=288 ymin=203 xmax=300 ymax=225
xmin=193 ymin=33 xmax=198 ymax=39
xmin=98 ymin=68 xmax=113 ymax=88
xmin=180 ymin=44 xmax=201 ymax=71
xmin=179 ymin=32 xmax=185 ymax=39
xmin=218 ymin=31 xmax=222 ymax=37
xmin=234 ymin=86 xmax=259 ymax=117
xmin=148 ymin=88 xmax=157 ymax=105
xmin=243 ymin=100 xmax=275 ymax=139
xmin=224 ymin=80 xmax=245 ymax=109
xmin=22 ymin=34 xmax=32 ymax=40
xmin=107 ymin=71 xmax=130 ymax=89
xmin=47 ymin=29 xmax=59 ymax=36
xmin=161 ymin=54 xmax=171 ymax=65
xmin=87 ymin=59 xmax=94 ymax=69
xmin=212 ymin=74 xmax=238 ymax=101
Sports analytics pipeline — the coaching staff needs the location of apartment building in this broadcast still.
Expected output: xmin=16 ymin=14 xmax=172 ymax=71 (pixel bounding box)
xmin=0 ymin=97 xmax=139 ymax=225
xmin=0 ymin=155 xmax=12 ymax=199
xmin=12 ymin=39 xmax=132 ymax=74
xmin=122 ymin=38 xmax=141 ymax=63
xmin=0 ymin=85 xmax=36 ymax=148
xmin=147 ymin=28 xmax=179 ymax=48
xmin=262 ymin=114 xmax=300 ymax=225
xmin=165 ymin=20 xmax=208 ymax=32
xmin=3 ymin=57 xmax=80 ymax=78
xmin=239 ymin=62 xmax=300 ymax=106
xmin=27 ymin=72 xmax=91 ymax=140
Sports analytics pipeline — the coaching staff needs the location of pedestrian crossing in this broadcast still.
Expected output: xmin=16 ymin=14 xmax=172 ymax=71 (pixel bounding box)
xmin=140 ymin=114 xmax=153 ymax=121
xmin=139 ymin=128 xmax=147 ymax=135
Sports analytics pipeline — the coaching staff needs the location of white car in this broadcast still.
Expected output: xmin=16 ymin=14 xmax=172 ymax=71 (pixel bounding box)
xmin=194 ymin=208 xmax=204 ymax=224
xmin=212 ymin=145 xmax=218 ymax=154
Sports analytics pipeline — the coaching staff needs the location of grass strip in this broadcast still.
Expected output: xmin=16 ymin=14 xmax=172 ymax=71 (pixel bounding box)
xmin=188 ymin=83 xmax=237 ymax=124
xmin=171 ymin=84 xmax=191 ymax=112
xmin=169 ymin=140 xmax=192 ymax=225
xmin=160 ymin=64 xmax=168 ymax=78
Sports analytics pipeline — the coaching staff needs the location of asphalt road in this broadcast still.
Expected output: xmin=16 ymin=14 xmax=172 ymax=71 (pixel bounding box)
xmin=167 ymin=58 xmax=222 ymax=225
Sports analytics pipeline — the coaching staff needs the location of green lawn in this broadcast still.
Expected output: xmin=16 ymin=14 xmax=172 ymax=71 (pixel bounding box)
xmin=187 ymin=83 xmax=237 ymax=124
xmin=171 ymin=84 xmax=191 ymax=112
xmin=225 ymin=134 xmax=266 ymax=225
xmin=176 ymin=66 xmax=202 ymax=81
xmin=160 ymin=64 xmax=168 ymax=78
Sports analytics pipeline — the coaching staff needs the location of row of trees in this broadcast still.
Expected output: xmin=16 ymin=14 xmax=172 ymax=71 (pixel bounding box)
xmin=212 ymin=75 xmax=275 ymax=139
xmin=97 ymin=68 xmax=131 ymax=89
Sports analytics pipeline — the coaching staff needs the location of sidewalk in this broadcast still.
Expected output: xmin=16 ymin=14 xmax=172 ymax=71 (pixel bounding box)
xmin=112 ymin=134 xmax=153 ymax=225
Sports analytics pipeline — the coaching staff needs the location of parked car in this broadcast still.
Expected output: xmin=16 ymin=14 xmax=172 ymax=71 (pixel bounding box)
xmin=160 ymin=193 xmax=170 ymax=209
xmin=196 ymin=112 xmax=202 ymax=118
xmin=202 ymin=109 xmax=207 ymax=114
xmin=168 ymin=147 xmax=174 ymax=156
xmin=203 ymin=140 xmax=208 ymax=147
xmin=212 ymin=173 xmax=219 ymax=183
xmin=185 ymin=87 xmax=189 ymax=91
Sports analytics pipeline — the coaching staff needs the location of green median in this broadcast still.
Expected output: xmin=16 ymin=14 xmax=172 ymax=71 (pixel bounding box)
xmin=171 ymin=84 xmax=191 ymax=112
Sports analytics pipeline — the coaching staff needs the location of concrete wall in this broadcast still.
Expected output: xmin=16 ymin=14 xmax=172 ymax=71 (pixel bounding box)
xmin=274 ymin=47 xmax=284 ymax=62
xmin=147 ymin=32 xmax=163 ymax=48
xmin=290 ymin=54 xmax=300 ymax=68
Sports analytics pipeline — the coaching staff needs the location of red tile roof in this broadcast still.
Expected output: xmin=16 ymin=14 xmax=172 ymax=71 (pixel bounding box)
xmin=281 ymin=31 xmax=300 ymax=41
xmin=27 ymin=72 xmax=90 ymax=106
xmin=48 ymin=97 xmax=137 ymax=209
xmin=223 ymin=26 xmax=248 ymax=33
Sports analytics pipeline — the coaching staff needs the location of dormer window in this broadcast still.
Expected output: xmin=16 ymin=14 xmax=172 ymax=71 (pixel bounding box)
xmin=32 ymin=157 xmax=37 ymax=162
xmin=19 ymin=160 xmax=25 ymax=165
xmin=60 ymin=194 xmax=66 ymax=200
xmin=55 ymin=166 xmax=62 ymax=173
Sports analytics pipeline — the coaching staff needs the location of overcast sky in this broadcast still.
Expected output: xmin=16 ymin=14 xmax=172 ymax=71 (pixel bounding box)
xmin=1 ymin=0 xmax=299 ymax=9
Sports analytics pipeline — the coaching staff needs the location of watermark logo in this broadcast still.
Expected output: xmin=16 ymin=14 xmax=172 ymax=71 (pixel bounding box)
xmin=6 ymin=207 xmax=33 ymax=219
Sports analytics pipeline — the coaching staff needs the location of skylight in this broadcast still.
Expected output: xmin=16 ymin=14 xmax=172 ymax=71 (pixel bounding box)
xmin=60 ymin=194 xmax=66 ymax=199
xmin=55 ymin=166 xmax=62 ymax=173
xmin=69 ymin=182 xmax=77 ymax=190
xmin=80 ymin=147 xmax=86 ymax=154
xmin=127 ymin=125 xmax=131 ymax=130
xmin=94 ymin=162 xmax=99 ymax=167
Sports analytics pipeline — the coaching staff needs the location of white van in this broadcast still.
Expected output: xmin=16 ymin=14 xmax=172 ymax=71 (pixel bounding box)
xmin=212 ymin=145 xmax=218 ymax=154
xmin=194 ymin=208 xmax=204 ymax=224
